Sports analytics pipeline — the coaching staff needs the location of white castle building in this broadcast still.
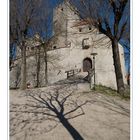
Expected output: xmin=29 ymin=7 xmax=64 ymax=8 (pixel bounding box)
xmin=10 ymin=1 xmax=127 ymax=90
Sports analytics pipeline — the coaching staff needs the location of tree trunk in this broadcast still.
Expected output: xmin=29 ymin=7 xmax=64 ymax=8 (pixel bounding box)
xmin=20 ymin=42 xmax=27 ymax=90
xmin=111 ymin=39 xmax=125 ymax=93
xmin=43 ymin=45 xmax=48 ymax=85
xmin=58 ymin=115 xmax=84 ymax=140
xmin=36 ymin=48 xmax=41 ymax=87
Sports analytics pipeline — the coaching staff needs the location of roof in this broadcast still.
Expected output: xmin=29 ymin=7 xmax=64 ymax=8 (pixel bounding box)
xmin=72 ymin=20 xmax=90 ymax=27
xmin=72 ymin=18 xmax=93 ymax=28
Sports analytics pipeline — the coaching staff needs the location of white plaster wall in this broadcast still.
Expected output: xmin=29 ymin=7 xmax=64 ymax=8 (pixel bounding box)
xmin=93 ymin=46 xmax=117 ymax=89
xmin=47 ymin=48 xmax=70 ymax=84
xmin=119 ymin=44 xmax=127 ymax=84
xmin=46 ymin=42 xmax=126 ymax=90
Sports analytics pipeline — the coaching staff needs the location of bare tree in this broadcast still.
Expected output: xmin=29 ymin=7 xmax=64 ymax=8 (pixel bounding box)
xmin=34 ymin=46 xmax=41 ymax=87
xmin=32 ymin=1 xmax=60 ymax=85
xmin=70 ymin=0 xmax=130 ymax=93
xmin=10 ymin=0 xmax=47 ymax=89
xmin=15 ymin=65 xmax=21 ymax=88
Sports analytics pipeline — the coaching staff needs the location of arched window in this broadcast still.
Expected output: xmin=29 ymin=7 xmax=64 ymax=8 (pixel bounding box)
xmin=83 ymin=58 xmax=92 ymax=72
xmin=89 ymin=26 xmax=92 ymax=30
xmin=53 ymin=46 xmax=57 ymax=49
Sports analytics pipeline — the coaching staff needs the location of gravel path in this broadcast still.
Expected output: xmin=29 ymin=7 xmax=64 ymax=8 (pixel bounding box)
xmin=10 ymin=84 xmax=130 ymax=140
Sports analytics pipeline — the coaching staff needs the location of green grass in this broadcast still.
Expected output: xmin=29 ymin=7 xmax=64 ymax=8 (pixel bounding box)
xmin=93 ymin=85 xmax=130 ymax=100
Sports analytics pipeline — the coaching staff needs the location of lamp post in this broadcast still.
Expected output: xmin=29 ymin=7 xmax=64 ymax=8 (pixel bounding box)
xmin=91 ymin=53 xmax=97 ymax=90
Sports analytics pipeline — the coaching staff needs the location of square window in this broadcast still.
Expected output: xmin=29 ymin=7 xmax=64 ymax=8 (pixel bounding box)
xmin=89 ymin=27 xmax=92 ymax=30
xmin=79 ymin=28 xmax=82 ymax=32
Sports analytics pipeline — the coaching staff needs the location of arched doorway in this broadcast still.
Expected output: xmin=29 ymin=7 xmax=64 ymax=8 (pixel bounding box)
xmin=83 ymin=58 xmax=92 ymax=72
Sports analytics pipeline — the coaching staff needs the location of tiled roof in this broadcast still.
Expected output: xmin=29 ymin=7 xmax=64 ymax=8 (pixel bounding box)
xmin=72 ymin=18 xmax=93 ymax=27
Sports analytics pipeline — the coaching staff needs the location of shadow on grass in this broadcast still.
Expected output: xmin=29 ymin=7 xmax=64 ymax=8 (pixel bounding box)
xmin=94 ymin=85 xmax=130 ymax=100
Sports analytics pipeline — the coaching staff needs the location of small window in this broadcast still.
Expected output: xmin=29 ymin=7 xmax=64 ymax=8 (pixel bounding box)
xmin=61 ymin=8 xmax=63 ymax=11
xmin=53 ymin=46 xmax=57 ymax=49
xmin=79 ymin=28 xmax=82 ymax=32
xmin=31 ymin=47 xmax=34 ymax=50
xmin=82 ymin=38 xmax=90 ymax=49
xmin=89 ymin=26 xmax=92 ymax=30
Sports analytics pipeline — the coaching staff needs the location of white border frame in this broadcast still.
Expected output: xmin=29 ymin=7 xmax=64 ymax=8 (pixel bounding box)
xmin=0 ymin=0 xmax=139 ymax=139
xmin=0 ymin=0 xmax=8 ymax=139
xmin=132 ymin=0 xmax=140 ymax=140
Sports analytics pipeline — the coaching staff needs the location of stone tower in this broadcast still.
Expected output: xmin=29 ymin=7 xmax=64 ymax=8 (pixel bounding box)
xmin=52 ymin=1 xmax=80 ymax=49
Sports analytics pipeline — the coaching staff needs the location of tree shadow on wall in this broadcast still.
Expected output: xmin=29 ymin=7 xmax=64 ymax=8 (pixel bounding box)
xmin=10 ymin=85 xmax=88 ymax=140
